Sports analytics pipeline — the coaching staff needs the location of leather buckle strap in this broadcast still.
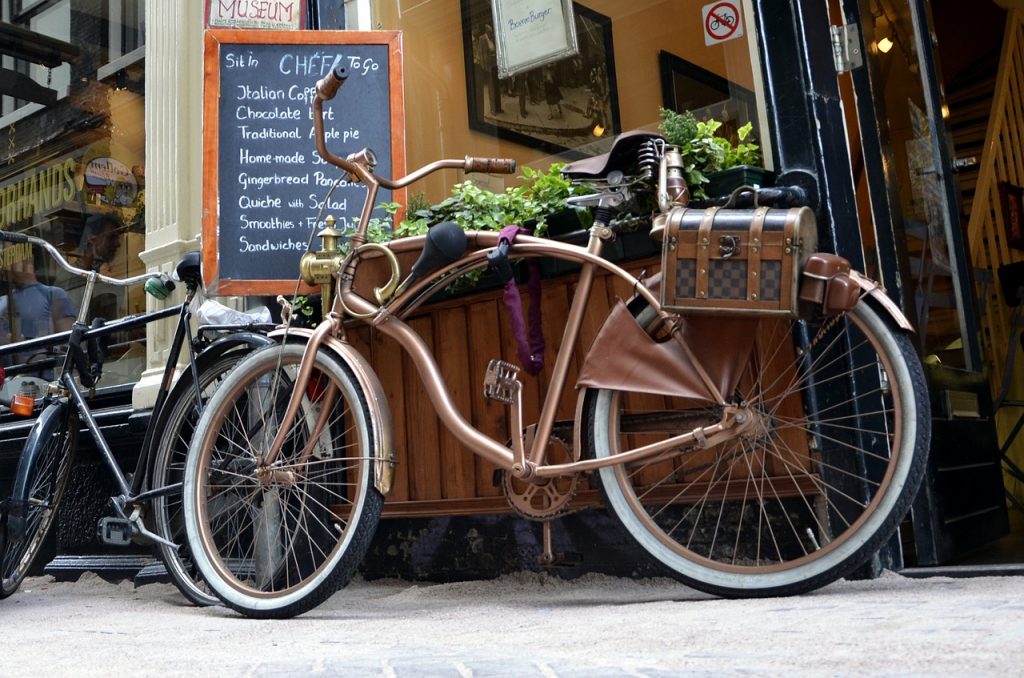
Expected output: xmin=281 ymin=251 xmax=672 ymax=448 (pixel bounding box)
xmin=695 ymin=207 xmax=718 ymax=300
xmin=747 ymin=207 xmax=768 ymax=302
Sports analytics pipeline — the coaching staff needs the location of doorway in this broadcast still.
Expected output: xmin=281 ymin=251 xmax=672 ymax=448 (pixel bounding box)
xmin=835 ymin=0 xmax=1012 ymax=564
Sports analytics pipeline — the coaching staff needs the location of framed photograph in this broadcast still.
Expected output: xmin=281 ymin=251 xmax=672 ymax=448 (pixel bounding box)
xmin=999 ymin=181 xmax=1024 ymax=250
xmin=491 ymin=0 xmax=578 ymax=78
xmin=461 ymin=0 xmax=621 ymax=157
xmin=659 ymin=50 xmax=759 ymax=144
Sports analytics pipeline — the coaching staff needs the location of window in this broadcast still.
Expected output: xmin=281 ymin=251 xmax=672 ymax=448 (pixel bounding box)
xmin=0 ymin=1 xmax=146 ymax=389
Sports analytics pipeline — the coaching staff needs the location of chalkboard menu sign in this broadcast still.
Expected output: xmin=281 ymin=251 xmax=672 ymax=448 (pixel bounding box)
xmin=202 ymin=30 xmax=405 ymax=295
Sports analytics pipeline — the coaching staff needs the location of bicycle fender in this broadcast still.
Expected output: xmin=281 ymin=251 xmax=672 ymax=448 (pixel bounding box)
xmin=8 ymin=400 xmax=69 ymax=539
xmin=199 ymin=330 xmax=275 ymax=359
xmin=848 ymin=270 xmax=914 ymax=332
xmin=268 ymin=328 xmax=397 ymax=496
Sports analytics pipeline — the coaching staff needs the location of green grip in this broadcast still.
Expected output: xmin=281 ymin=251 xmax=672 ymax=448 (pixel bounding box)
xmin=145 ymin=276 xmax=170 ymax=300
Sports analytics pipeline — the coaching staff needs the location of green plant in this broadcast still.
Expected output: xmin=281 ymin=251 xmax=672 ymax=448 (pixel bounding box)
xmin=288 ymin=294 xmax=320 ymax=328
xmin=330 ymin=163 xmax=593 ymax=291
xmin=658 ymin=108 xmax=761 ymax=199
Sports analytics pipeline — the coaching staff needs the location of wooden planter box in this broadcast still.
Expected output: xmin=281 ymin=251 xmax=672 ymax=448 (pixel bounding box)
xmin=349 ymin=252 xmax=659 ymax=518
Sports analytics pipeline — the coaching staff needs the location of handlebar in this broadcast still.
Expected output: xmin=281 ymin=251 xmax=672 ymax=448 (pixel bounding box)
xmin=0 ymin=229 xmax=174 ymax=297
xmin=315 ymin=65 xmax=348 ymax=102
xmin=309 ymin=67 xmax=516 ymax=242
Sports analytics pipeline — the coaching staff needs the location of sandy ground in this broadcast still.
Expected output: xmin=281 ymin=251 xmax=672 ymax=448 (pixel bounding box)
xmin=1 ymin=570 xmax=1022 ymax=676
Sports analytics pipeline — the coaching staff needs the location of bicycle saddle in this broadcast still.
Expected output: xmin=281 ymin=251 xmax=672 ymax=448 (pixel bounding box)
xmin=560 ymin=130 xmax=664 ymax=180
xmin=176 ymin=251 xmax=203 ymax=289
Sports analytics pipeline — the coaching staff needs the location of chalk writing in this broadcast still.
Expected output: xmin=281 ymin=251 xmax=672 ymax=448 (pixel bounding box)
xmin=212 ymin=40 xmax=393 ymax=285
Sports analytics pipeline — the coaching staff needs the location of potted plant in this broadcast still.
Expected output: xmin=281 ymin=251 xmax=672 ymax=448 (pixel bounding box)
xmin=658 ymin=108 xmax=773 ymax=200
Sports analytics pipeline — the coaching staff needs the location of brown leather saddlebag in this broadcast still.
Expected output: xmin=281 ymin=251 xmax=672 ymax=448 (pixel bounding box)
xmin=658 ymin=205 xmax=818 ymax=316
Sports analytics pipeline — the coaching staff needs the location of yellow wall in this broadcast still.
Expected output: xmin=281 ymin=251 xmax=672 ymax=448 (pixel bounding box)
xmin=375 ymin=0 xmax=757 ymax=202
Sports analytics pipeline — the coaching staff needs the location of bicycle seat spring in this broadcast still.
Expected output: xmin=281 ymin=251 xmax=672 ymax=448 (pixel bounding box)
xmin=637 ymin=138 xmax=663 ymax=183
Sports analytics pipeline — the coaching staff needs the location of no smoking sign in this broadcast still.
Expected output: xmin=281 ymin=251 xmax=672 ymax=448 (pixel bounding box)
xmin=702 ymin=1 xmax=744 ymax=46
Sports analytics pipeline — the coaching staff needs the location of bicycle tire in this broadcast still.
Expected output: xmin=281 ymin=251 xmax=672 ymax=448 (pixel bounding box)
xmin=583 ymin=298 xmax=930 ymax=598
xmin=149 ymin=349 xmax=252 ymax=607
xmin=1 ymin=400 xmax=77 ymax=598
xmin=182 ymin=342 xmax=384 ymax=618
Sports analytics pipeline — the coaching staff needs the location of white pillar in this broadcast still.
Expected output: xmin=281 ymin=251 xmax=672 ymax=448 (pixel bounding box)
xmin=133 ymin=0 xmax=205 ymax=408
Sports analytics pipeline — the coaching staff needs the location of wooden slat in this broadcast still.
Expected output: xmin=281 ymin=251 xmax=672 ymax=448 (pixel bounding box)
xmin=467 ymin=300 xmax=507 ymax=498
xmin=402 ymin=316 xmax=442 ymax=500
xmin=436 ymin=305 xmax=478 ymax=499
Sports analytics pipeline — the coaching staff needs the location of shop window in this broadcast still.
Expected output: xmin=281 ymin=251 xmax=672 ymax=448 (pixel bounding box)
xmin=369 ymin=1 xmax=770 ymax=206
xmin=0 ymin=2 xmax=146 ymax=390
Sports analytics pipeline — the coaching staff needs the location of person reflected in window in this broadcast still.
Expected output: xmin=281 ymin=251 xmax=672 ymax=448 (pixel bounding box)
xmin=472 ymin=22 xmax=503 ymax=117
xmin=77 ymin=213 xmax=125 ymax=275
xmin=0 ymin=246 xmax=76 ymax=372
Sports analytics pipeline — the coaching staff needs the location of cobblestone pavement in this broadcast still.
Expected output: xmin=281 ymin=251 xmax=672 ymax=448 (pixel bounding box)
xmin=3 ymin=570 xmax=1022 ymax=676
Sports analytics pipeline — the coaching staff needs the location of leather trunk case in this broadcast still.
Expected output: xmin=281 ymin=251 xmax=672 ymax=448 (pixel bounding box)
xmin=660 ymin=205 xmax=818 ymax=316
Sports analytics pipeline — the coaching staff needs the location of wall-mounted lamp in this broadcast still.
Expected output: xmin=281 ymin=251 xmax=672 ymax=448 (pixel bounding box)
xmin=877 ymin=36 xmax=894 ymax=53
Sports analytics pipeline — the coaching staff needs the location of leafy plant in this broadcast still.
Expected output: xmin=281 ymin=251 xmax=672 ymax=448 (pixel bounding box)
xmin=330 ymin=163 xmax=594 ymax=291
xmin=398 ymin=163 xmax=591 ymax=237
xmin=658 ymin=108 xmax=761 ymax=199
xmin=288 ymin=294 xmax=320 ymax=328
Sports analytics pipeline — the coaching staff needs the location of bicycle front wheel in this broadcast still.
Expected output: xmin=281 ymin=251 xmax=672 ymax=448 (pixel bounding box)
xmin=150 ymin=350 xmax=252 ymax=607
xmin=583 ymin=298 xmax=930 ymax=597
xmin=1 ymin=401 xmax=77 ymax=598
xmin=182 ymin=342 xmax=383 ymax=618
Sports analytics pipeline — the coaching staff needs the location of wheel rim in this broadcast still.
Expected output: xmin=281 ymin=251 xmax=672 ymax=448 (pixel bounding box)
xmin=597 ymin=304 xmax=915 ymax=579
xmin=191 ymin=350 xmax=371 ymax=603
xmin=152 ymin=354 xmax=241 ymax=606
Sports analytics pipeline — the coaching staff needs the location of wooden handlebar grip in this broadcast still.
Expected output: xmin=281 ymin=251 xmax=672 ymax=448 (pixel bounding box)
xmin=464 ymin=157 xmax=517 ymax=174
xmin=316 ymin=65 xmax=349 ymax=101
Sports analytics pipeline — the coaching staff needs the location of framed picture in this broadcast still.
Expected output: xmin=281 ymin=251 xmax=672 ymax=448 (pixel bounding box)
xmin=659 ymin=50 xmax=759 ymax=144
xmin=491 ymin=0 xmax=578 ymax=78
xmin=999 ymin=181 xmax=1024 ymax=250
xmin=461 ymin=0 xmax=621 ymax=157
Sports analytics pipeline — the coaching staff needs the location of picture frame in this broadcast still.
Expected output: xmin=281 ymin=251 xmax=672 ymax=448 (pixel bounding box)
xmin=659 ymin=50 xmax=759 ymax=144
xmin=205 ymin=0 xmax=307 ymax=30
xmin=491 ymin=0 xmax=578 ymax=79
xmin=999 ymin=181 xmax=1024 ymax=251
xmin=461 ymin=0 xmax=620 ymax=158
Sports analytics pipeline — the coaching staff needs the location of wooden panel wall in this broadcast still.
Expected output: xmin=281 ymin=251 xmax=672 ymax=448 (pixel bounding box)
xmin=349 ymin=258 xmax=654 ymax=517
xmin=351 ymin=254 xmax=809 ymax=518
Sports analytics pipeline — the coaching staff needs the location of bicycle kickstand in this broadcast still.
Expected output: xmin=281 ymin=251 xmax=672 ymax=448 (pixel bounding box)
xmin=130 ymin=510 xmax=179 ymax=550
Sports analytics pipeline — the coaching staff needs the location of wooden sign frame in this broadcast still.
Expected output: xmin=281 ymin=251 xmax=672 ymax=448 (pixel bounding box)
xmin=202 ymin=29 xmax=406 ymax=295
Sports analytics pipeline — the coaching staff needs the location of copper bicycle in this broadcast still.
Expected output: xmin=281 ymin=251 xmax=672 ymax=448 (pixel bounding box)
xmin=182 ymin=65 xmax=930 ymax=618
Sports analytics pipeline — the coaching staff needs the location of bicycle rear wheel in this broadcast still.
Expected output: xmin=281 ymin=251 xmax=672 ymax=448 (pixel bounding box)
xmin=1 ymin=401 xmax=77 ymax=598
xmin=182 ymin=342 xmax=383 ymax=618
xmin=150 ymin=350 xmax=251 ymax=607
xmin=583 ymin=299 xmax=929 ymax=597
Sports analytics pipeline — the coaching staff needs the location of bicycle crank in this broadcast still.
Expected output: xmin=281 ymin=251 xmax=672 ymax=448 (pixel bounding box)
xmin=501 ymin=434 xmax=578 ymax=520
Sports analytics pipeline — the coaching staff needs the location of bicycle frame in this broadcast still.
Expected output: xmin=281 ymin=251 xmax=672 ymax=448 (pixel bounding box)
xmin=0 ymin=242 xmax=272 ymax=541
xmin=259 ymin=69 xmax=758 ymax=484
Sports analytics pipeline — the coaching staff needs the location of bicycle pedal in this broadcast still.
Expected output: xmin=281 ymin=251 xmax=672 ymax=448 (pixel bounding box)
xmin=483 ymin=359 xmax=521 ymax=404
xmin=97 ymin=517 xmax=133 ymax=546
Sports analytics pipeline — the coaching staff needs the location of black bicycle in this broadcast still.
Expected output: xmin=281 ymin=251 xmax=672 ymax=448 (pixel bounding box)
xmin=0 ymin=230 xmax=272 ymax=605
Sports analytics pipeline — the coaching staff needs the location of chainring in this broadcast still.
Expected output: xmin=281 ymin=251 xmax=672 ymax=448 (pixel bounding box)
xmin=501 ymin=435 xmax=579 ymax=520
